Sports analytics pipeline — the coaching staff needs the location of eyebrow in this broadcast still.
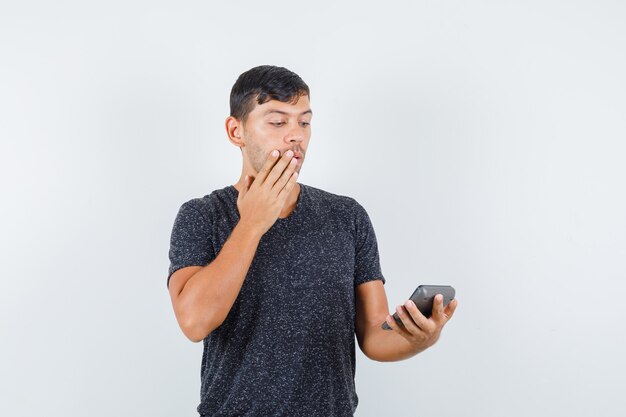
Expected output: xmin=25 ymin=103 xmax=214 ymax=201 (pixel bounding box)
xmin=263 ymin=109 xmax=313 ymax=117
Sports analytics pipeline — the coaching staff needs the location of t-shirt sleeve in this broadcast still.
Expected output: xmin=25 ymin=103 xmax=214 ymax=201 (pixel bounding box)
xmin=352 ymin=199 xmax=386 ymax=286
xmin=166 ymin=200 xmax=216 ymax=289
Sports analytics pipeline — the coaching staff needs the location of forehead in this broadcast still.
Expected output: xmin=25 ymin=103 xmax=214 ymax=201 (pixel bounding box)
xmin=250 ymin=95 xmax=312 ymax=117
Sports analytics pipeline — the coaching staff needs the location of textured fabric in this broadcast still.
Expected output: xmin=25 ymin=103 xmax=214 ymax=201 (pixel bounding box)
xmin=167 ymin=182 xmax=385 ymax=417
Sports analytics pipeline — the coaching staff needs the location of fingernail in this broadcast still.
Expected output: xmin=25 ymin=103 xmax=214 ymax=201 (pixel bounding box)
xmin=272 ymin=150 xmax=279 ymax=157
xmin=405 ymin=300 xmax=412 ymax=308
xmin=286 ymin=150 xmax=294 ymax=157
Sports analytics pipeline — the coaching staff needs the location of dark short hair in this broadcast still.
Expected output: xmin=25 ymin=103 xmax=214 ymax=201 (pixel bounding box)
xmin=229 ymin=65 xmax=310 ymax=123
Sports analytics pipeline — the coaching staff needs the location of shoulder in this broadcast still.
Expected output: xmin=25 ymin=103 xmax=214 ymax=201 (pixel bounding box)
xmin=301 ymin=183 xmax=366 ymax=220
xmin=301 ymin=184 xmax=370 ymax=233
xmin=174 ymin=185 xmax=233 ymax=222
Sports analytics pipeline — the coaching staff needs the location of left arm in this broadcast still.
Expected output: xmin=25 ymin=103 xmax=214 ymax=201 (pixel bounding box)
xmin=355 ymin=280 xmax=458 ymax=362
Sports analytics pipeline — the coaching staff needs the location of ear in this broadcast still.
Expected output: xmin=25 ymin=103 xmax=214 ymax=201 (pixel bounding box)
xmin=225 ymin=116 xmax=245 ymax=147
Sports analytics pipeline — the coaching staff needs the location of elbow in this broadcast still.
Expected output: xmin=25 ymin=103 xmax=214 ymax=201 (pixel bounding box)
xmin=187 ymin=334 xmax=204 ymax=344
xmin=365 ymin=351 xmax=393 ymax=362
xmin=182 ymin=324 xmax=204 ymax=343
xmin=183 ymin=333 xmax=202 ymax=343
xmin=357 ymin=337 xmax=381 ymax=362
xmin=360 ymin=345 xmax=384 ymax=362
xmin=361 ymin=345 xmax=400 ymax=363
xmin=180 ymin=311 xmax=225 ymax=343
xmin=358 ymin=331 xmax=400 ymax=362
xmin=181 ymin=320 xmax=210 ymax=343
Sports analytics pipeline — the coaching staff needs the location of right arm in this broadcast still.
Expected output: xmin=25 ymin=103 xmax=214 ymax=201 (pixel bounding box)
xmin=168 ymin=220 xmax=263 ymax=343
xmin=167 ymin=148 xmax=299 ymax=342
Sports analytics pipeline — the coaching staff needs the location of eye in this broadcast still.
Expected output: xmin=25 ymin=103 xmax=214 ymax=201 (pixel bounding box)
xmin=300 ymin=121 xmax=311 ymax=127
xmin=270 ymin=122 xmax=285 ymax=127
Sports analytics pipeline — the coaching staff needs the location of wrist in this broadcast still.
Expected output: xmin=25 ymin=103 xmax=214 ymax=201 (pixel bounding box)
xmin=235 ymin=218 xmax=265 ymax=241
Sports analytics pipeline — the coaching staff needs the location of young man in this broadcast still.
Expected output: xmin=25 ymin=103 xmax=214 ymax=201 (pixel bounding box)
xmin=167 ymin=65 xmax=458 ymax=417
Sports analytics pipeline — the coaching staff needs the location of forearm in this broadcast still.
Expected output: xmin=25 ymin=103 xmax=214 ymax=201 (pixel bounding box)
xmin=363 ymin=324 xmax=431 ymax=362
xmin=356 ymin=284 xmax=456 ymax=362
xmin=177 ymin=220 xmax=264 ymax=341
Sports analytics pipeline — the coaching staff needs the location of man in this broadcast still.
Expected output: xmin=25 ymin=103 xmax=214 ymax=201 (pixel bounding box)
xmin=167 ymin=65 xmax=458 ymax=416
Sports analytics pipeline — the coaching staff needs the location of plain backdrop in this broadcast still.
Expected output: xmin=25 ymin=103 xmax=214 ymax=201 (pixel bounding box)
xmin=1 ymin=1 xmax=625 ymax=416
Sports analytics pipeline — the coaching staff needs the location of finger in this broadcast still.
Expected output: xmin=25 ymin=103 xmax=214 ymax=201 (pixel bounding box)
xmin=443 ymin=298 xmax=458 ymax=321
xmin=403 ymin=300 xmax=430 ymax=330
xmin=276 ymin=169 xmax=298 ymax=201
xmin=395 ymin=304 xmax=423 ymax=335
xmin=254 ymin=149 xmax=281 ymax=186
xmin=272 ymin=154 xmax=298 ymax=197
xmin=432 ymin=294 xmax=445 ymax=323
xmin=263 ymin=150 xmax=295 ymax=189
xmin=385 ymin=313 xmax=408 ymax=336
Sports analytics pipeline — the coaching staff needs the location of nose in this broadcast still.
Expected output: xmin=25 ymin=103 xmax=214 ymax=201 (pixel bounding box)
xmin=285 ymin=122 xmax=306 ymax=143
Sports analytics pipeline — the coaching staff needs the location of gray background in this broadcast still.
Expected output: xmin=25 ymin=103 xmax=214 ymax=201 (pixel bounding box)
xmin=1 ymin=1 xmax=625 ymax=416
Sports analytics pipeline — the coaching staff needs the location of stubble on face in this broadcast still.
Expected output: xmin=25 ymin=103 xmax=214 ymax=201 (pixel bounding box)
xmin=244 ymin=137 xmax=303 ymax=178
xmin=242 ymin=129 xmax=267 ymax=175
xmin=239 ymin=96 xmax=309 ymax=178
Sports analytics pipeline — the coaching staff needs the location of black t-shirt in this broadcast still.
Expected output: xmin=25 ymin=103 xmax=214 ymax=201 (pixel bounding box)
xmin=167 ymin=182 xmax=386 ymax=417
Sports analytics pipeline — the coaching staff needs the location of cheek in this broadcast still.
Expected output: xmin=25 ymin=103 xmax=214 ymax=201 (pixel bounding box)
xmin=255 ymin=123 xmax=276 ymax=137
xmin=248 ymin=141 xmax=275 ymax=172
xmin=248 ymin=142 xmax=265 ymax=165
